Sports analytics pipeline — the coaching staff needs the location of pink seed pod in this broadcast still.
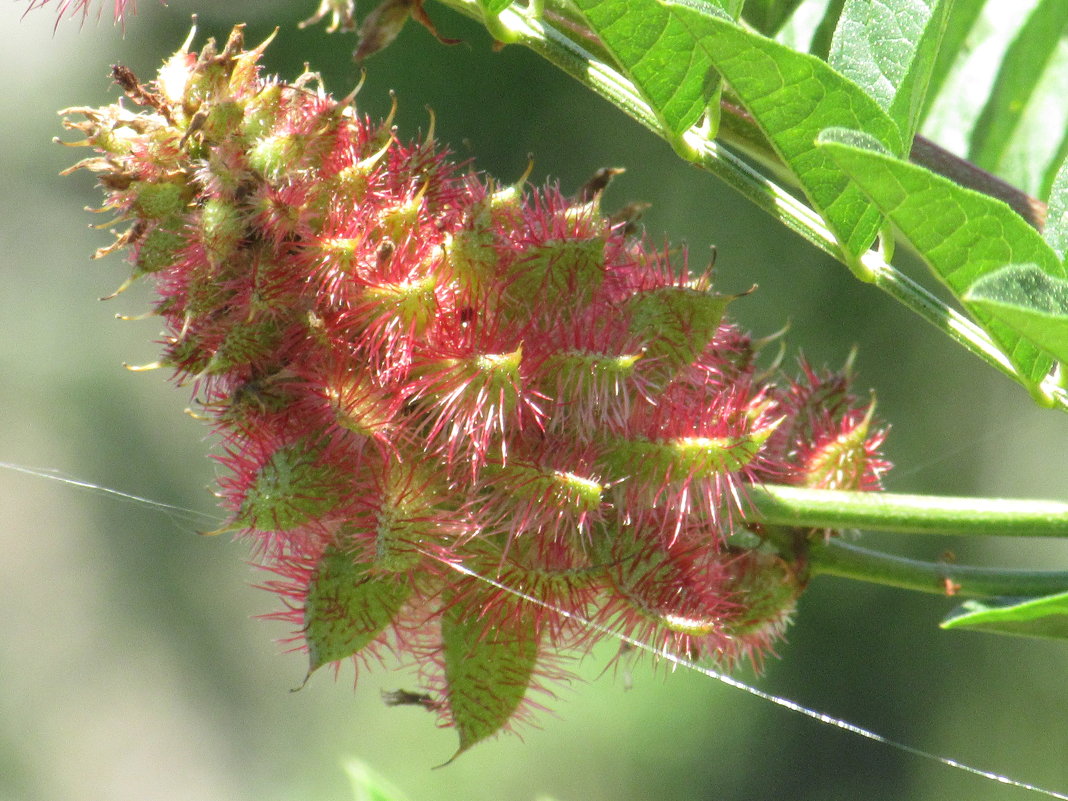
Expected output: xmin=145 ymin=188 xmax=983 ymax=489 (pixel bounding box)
xmin=59 ymin=25 xmax=889 ymax=756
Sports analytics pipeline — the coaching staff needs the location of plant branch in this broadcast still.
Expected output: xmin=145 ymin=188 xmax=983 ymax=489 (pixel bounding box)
xmin=427 ymin=0 xmax=1068 ymax=410
xmin=747 ymin=484 xmax=1068 ymax=538
xmin=810 ymin=539 xmax=1068 ymax=598
xmin=720 ymin=101 xmax=1048 ymax=230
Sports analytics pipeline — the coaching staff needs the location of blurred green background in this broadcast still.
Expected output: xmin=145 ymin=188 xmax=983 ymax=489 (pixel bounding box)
xmin=2 ymin=2 xmax=1067 ymax=800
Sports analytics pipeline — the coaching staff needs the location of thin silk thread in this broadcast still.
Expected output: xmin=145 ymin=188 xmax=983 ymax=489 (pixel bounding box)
xmin=3 ymin=459 xmax=1064 ymax=800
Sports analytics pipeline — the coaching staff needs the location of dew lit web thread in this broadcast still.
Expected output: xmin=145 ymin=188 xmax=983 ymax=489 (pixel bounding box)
xmin=441 ymin=558 xmax=1068 ymax=801
xmin=0 ymin=461 xmax=218 ymax=529
xmin=6 ymin=460 xmax=1065 ymax=800
xmin=889 ymin=418 xmax=1033 ymax=482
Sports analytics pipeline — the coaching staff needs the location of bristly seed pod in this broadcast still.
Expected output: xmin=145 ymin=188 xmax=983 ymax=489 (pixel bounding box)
xmin=59 ymin=25 xmax=889 ymax=758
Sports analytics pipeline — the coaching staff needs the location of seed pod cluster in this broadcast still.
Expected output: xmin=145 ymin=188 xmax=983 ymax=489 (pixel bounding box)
xmin=61 ymin=26 xmax=888 ymax=755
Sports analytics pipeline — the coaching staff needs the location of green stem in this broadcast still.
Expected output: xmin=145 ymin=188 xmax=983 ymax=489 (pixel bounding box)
xmin=747 ymin=484 xmax=1068 ymax=537
xmin=428 ymin=0 xmax=1068 ymax=411
xmin=811 ymin=539 xmax=1068 ymax=598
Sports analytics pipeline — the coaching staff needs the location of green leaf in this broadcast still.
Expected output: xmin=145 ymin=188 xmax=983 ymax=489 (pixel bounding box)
xmin=660 ymin=1 xmax=904 ymax=262
xmin=819 ymin=130 xmax=1064 ymax=386
xmin=1039 ymin=124 xmax=1068 ymax=207
xmin=1005 ymin=43 xmax=1068 ymax=198
xmin=968 ymin=0 xmax=1068 ymax=172
xmin=478 ymin=0 xmax=514 ymax=13
xmin=964 ymin=264 xmax=1068 ymax=364
xmin=739 ymin=0 xmax=805 ymax=36
xmin=827 ymin=0 xmax=954 ymax=146
xmin=442 ymin=597 xmax=540 ymax=757
xmin=941 ymin=592 xmax=1068 ymax=641
xmin=568 ymin=0 xmax=740 ymax=138
xmin=918 ymin=0 xmax=985 ymax=123
xmin=303 ymin=546 xmax=411 ymax=674
xmin=1043 ymin=151 xmax=1068 ymax=260
xmin=343 ymin=760 xmax=410 ymax=801
xmin=809 ymin=0 xmax=846 ymax=60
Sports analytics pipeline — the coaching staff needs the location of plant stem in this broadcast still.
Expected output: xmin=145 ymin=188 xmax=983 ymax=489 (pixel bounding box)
xmin=429 ymin=0 xmax=1068 ymax=410
xmin=810 ymin=539 xmax=1068 ymax=598
xmin=747 ymin=484 xmax=1068 ymax=538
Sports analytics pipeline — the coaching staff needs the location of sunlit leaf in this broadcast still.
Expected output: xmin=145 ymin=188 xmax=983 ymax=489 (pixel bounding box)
xmin=343 ymin=760 xmax=411 ymax=801
xmin=740 ymin=0 xmax=806 ymax=35
xmin=964 ymin=263 xmax=1068 ymax=364
xmin=941 ymin=592 xmax=1068 ymax=641
xmin=917 ymin=0 xmax=985 ymax=123
xmin=968 ymin=0 xmax=1068 ymax=172
xmin=1043 ymin=151 xmax=1068 ymax=260
xmin=659 ymin=1 xmax=903 ymax=262
xmin=819 ymin=129 xmax=1064 ymax=386
xmin=1039 ymin=125 xmax=1068 ymax=206
xmin=828 ymin=0 xmax=953 ymax=145
xmin=809 ymin=0 xmax=846 ymax=60
xmin=568 ymin=0 xmax=741 ymax=137
xmin=478 ymin=0 xmax=514 ymax=14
